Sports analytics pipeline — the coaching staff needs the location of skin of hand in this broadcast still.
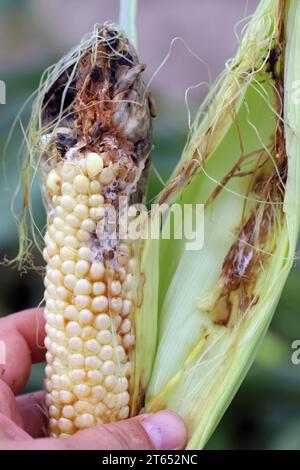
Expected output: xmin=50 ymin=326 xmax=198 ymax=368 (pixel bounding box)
xmin=0 ymin=308 xmax=187 ymax=450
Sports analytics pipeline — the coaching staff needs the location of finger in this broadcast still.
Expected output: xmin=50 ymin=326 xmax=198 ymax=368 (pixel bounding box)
xmin=0 ymin=381 xmax=23 ymax=427
xmin=16 ymin=391 xmax=48 ymax=438
xmin=0 ymin=308 xmax=45 ymax=393
xmin=1 ymin=308 xmax=45 ymax=363
xmin=0 ymin=411 xmax=187 ymax=450
xmin=0 ymin=413 xmax=32 ymax=442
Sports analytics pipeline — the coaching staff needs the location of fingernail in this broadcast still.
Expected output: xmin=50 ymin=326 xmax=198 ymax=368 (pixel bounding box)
xmin=141 ymin=411 xmax=187 ymax=450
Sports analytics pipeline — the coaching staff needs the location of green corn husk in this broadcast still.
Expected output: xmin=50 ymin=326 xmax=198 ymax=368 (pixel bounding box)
xmin=132 ymin=0 xmax=300 ymax=449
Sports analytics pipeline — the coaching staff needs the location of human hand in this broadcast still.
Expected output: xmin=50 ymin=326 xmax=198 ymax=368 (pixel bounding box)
xmin=0 ymin=308 xmax=187 ymax=450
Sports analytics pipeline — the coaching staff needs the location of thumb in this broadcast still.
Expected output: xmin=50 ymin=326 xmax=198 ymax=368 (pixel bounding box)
xmin=5 ymin=411 xmax=187 ymax=450
xmin=69 ymin=411 xmax=187 ymax=450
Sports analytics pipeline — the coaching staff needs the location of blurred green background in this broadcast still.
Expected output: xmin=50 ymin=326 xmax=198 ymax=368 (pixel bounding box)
xmin=1 ymin=0 xmax=300 ymax=450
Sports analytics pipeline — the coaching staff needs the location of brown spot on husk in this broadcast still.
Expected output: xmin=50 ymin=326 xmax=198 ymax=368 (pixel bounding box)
xmin=201 ymin=4 xmax=287 ymax=328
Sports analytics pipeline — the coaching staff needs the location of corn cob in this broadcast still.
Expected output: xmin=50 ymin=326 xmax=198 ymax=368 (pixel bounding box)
xmin=12 ymin=0 xmax=300 ymax=450
xmin=39 ymin=24 xmax=154 ymax=436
